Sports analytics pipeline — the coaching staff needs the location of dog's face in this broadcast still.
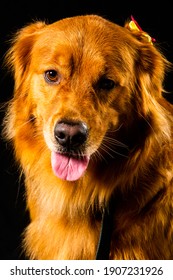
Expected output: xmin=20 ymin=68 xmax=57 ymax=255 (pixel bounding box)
xmin=6 ymin=15 xmax=167 ymax=181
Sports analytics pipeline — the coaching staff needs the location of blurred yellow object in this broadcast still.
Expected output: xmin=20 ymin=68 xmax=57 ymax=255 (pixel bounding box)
xmin=128 ymin=16 xmax=155 ymax=44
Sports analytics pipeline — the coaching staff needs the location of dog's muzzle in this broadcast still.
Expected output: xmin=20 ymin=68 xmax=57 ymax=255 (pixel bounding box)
xmin=51 ymin=120 xmax=90 ymax=181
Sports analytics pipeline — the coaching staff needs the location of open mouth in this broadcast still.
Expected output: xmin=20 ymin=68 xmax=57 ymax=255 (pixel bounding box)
xmin=51 ymin=151 xmax=90 ymax=181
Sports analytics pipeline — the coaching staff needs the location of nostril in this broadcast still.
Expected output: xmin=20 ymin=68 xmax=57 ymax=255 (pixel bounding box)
xmin=54 ymin=124 xmax=69 ymax=146
xmin=57 ymin=131 xmax=66 ymax=140
xmin=54 ymin=121 xmax=88 ymax=149
xmin=71 ymin=130 xmax=87 ymax=146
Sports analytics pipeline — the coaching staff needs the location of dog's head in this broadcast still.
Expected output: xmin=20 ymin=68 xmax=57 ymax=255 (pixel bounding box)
xmin=4 ymin=15 xmax=169 ymax=181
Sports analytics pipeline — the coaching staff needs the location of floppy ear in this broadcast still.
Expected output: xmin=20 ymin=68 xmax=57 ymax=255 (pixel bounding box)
xmin=135 ymin=46 xmax=169 ymax=117
xmin=3 ymin=22 xmax=46 ymax=141
xmin=5 ymin=21 xmax=46 ymax=91
xmin=135 ymin=43 xmax=168 ymax=95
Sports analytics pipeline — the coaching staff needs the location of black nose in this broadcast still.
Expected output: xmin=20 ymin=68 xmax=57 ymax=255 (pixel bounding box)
xmin=54 ymin=120 xmax=88 ymax=150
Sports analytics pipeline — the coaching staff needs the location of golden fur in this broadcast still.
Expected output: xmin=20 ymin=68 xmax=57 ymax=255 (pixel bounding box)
xmin=3 ymin=14 xmax=173 ymax=259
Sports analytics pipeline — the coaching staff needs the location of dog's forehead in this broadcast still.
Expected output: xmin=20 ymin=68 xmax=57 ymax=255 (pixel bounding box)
xmin=40 ymin=16 xmax=129 ymax=50
xmin=32 ymin=17 xmax=133 ymax=74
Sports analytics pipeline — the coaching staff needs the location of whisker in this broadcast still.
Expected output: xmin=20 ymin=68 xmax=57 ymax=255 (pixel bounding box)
xmin=103 ymin=135 xmax=128 ymax=149
xmin=91 ymin=150 xmax=108 ymax=164
xmin=95 ymin=149 xmax=108 ymax=163
xmin=97 ymin=129 xmax=130 ymax=159
xmin=3 ymin=116 xmax=36 ymax=132
xmin=107 ymin=123 xmax=123 ymax=133
xmin=99 ymin=144 xmax=115 ymax=158
xmin=101 ymin=142 xmax=129 ymax=158
xmin=17 ymin=116 xmax=36 ymax=129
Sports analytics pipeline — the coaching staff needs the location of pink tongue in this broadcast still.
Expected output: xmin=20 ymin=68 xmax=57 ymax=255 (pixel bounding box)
xmin=51 ymin=152 xmax=90 ymax=181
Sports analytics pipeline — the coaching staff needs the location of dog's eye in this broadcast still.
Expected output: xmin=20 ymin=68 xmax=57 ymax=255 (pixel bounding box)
xmin=98 ymin=77 xmax=116 ymax=91
xmin=44 ymin=70 xmax=60 ymax=84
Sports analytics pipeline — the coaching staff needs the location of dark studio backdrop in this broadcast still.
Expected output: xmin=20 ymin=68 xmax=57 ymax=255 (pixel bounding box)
xmin=0 ymin=1 xmax=172 ymax=260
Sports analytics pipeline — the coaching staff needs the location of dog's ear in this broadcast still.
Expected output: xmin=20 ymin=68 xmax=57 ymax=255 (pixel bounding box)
xmin=3 ymin=22 xmax=46 ymax=141
xmin=5 ymin=21 xmax=46 ymax=90
xmin=136 ymin=43 xmax=168 ymax=95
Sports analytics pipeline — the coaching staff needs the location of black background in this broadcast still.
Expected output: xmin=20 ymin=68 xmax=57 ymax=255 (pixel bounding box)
xmin=0 ymin=1 xmax=173 ymax=259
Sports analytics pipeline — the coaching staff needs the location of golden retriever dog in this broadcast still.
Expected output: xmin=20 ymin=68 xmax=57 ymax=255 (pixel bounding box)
xmin=3 ymin=14 xmax=173 ymax=259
